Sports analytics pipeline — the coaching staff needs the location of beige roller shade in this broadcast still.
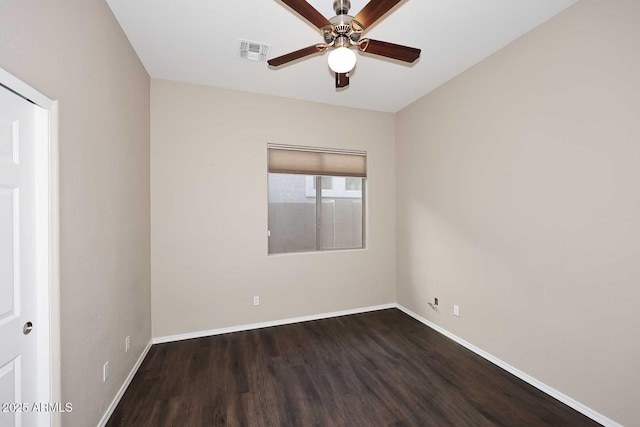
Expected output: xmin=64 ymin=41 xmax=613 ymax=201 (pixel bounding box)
xmin=268 ymin=145 xmax=367 ymax=177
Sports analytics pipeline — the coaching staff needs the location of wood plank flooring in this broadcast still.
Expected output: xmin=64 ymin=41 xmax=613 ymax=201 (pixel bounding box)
xmin=106 ymin=309 xmax=600 ymax=426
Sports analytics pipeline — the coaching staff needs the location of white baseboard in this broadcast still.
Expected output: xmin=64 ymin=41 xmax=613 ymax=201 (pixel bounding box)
xmin=97 ymin=341 xmax=152 ymax=427
xmin=395 ymin=304 xmax=621 ymax=427
xmin=152 ymin=303 xmax=396 ymax=344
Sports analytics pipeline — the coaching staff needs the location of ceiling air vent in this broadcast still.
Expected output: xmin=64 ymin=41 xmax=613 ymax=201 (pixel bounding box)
xmin=239 ymin=40 xmax=270 ymax=62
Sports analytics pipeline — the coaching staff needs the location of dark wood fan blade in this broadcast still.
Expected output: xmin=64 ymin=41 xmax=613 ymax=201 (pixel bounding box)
xmin=353 ymin=0 xmax=402 ymax=30
xmin=268 ymin=45 xmax=325 ymax=67
xmin=335 ymin=72 xmax=350 ymax=88
xmin=280 ymin=0 xmax=332 ymax=30
xmin=358 ymin=39 xmax=420 ymax=63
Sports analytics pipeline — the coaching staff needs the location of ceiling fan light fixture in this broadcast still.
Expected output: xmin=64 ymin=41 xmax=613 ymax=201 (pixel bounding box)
xmin=328 ymin=47 xmax=357 ymax=73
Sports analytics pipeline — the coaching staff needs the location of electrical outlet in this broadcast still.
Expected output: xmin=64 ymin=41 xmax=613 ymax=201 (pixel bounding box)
xmin=453 ymin=305 xmax=460 ymax=317
xmin=125 ymin=336 xmax=130 ymax=353
xmin=253 ymin=296 xmax=260 ymax=306
xmin=103 ymin=361 xmax=110 ymax=382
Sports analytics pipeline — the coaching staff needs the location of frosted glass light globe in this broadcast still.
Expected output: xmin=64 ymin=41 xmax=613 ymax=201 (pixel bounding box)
xmin=328 ymin=47 xmax=357 ymax=73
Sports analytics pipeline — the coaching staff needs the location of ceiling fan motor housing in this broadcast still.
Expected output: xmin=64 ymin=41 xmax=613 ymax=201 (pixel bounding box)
xmin=330 ymin=14 xmax=354 ymax=36
xmin=324 ymin=10 xmax=361 ymax=45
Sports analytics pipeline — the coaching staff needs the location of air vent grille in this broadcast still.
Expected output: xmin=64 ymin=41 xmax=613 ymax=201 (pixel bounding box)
xmin=239 ymin=40 xmax=270 ymax=62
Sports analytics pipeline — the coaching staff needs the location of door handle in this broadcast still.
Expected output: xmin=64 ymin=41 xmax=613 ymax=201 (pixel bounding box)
xmin=23 ymin=321 xmax=33 ymax=335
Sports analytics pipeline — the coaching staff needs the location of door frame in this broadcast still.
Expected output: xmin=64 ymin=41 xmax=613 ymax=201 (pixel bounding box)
xmin=0 ymin=66 xmax=61 ymax=427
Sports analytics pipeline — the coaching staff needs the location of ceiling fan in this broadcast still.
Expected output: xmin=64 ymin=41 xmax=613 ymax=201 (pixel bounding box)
xmin=268 ymin=0 xmax=421 ymax=88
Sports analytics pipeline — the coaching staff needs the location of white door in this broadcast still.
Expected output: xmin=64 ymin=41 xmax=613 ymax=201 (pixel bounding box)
xmin=0 ymin=85 xmax=44 ymax=426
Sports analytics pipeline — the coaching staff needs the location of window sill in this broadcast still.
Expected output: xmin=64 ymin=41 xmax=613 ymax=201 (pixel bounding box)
xmin=267 ymin=247 xmax=367 ymax=257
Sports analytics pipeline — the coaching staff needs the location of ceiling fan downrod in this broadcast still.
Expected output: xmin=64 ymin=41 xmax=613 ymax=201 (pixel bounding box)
xmin=333 ymin=0 xmax=351 ymax=15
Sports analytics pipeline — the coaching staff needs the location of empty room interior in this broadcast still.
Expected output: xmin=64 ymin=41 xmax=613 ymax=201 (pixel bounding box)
xmin=1 ymin=0 xmax=639 ymax=426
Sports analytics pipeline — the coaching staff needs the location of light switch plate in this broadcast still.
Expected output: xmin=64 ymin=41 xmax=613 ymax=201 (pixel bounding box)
xmin=103 ymin=361 xmax=110 ymax=382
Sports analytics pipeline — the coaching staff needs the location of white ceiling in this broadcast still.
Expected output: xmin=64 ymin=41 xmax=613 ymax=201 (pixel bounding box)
xmin=106 ymin=0 xmax=577 ymax=112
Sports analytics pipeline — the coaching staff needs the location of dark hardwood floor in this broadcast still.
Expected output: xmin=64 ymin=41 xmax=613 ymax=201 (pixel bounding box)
xmin=106 ymin=309 xmax=600 ymax=426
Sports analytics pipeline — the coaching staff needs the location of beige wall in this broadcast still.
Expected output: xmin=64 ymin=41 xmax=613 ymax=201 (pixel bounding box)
xmin=0 ymin=1 xmax=151 ymax=426
xmin=151 ymin=79 xmax=395 ymax=338
xmin=396 ymin=0 xmax=640 ymax=425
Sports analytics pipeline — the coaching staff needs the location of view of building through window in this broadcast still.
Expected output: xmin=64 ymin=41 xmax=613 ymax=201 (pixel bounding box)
xmin=346 ymin=177 xmax=362 ymax=191
xmin=268 ymin=174 xmax=364 ymax=254
xmin=313 ymin=176 xmax=334 ymax=190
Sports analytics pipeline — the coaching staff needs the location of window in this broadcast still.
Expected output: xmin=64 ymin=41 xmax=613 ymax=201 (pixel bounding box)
xmin=312 ymin=176 xmax=334 ymax=190
xmin=346 ymin=177 xmax=362 ymax=191
xmin=268 ymin=145 xmax=366 ymax=254
xmin=305 ymin=176 xmax=362 ymax=198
